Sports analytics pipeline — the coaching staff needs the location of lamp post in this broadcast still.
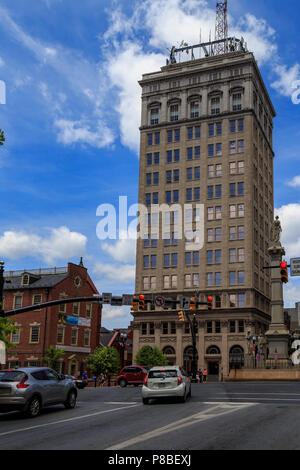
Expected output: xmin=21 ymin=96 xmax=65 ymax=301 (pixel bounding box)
xmin=119 ymin=331 xmax=128 ymax=369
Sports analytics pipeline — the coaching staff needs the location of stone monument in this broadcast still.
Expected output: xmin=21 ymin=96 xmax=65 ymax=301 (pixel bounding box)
xmin=265 ymin=216 xmax=290 ymax=364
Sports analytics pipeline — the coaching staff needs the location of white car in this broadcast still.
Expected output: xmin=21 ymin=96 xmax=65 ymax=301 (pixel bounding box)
xmin=142 ymin=366 xmax=191 ymax=404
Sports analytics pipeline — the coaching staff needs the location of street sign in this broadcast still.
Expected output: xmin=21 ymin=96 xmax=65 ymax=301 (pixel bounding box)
xmin=102 ymin=293 xmax=112 ymax=304
xmin=290 ymin=258 xmax=300 ymax=277
xmin=122 ymin=294 xmax=133 ymax=306
xmin=180 ymin=296 xmax=190 ymax=310
xmin=155 ymin=295 xmax=165 ymax=307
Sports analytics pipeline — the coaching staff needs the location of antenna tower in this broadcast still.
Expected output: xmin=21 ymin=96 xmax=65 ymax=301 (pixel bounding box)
xmin=215 ymin=0 xmax=228 ymax=54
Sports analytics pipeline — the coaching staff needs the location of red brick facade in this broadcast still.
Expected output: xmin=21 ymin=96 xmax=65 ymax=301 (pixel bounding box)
xmin=3 ymin=262 xmax=101 ymax=376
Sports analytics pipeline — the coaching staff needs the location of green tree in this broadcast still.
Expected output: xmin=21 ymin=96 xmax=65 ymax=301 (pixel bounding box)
xmin=86 ymin=346 xmax=120 ymax=378
xmin=0 ymin=129 xmax=5 ymax=146
xmin=42 ymin=346 xmax=65 ymax=372
xmin=0 ymin=317 xmax=17 ymax=348
xmin=135 ymin=345 xmax=168 ymax=367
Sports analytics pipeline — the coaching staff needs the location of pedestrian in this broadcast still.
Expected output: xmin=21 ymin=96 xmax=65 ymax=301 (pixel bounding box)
xmin=82 ymin=370 xmax=88 ymax=387
xmin=220 ymin=367 xmax=223 ymax=382
xmin=198 ymin=369 xmax=203 ymax=383
xmin=203 ymin=368 xmax=207 ymax=383
xmin=99 ymin=373 xmax=105 ymax=387
xmin=196 ymin=370 xmax=200 ymax=383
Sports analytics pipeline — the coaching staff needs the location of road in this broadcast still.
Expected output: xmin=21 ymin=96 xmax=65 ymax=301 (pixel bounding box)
xmin=1 ymin=381 xmax=300 ymax=450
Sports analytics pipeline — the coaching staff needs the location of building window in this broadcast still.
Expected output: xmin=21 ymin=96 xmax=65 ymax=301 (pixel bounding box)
xmin=238 ymin=320 xmax=244 ymax=333
xmin=211 ymin=97 xmax=220 ymax=115
xmin=232 ymin=93 xmax=242 ymax=111
xmin=73 ymin=303 xmax=80 ymax=316
xmin=229 ymin=320 xmax=236 ymax=332
xmin=71 ymin=329 xmax=78 ymax=346
xmin=185 ymin=274 xmax=191 ymax=288
xmin=150 ymin=108 xmax=159 ymax=125
xmin=147 ymin=134 xmax=153 ymax=146
xmin=230 ymin=141 xmax=236 ymax=154
xmin=11 ymin=327 xmax=20 ymax=344
xmin=86 ymin=304 xmax=92 ymax=318
xmin=170 ymin=104 xmax=179 ymax=121
xmin=22 ymin=274 xmax=30 ymax=286
xmin=84 ymin=330 xmax=91 ymax=347
xmin=207 ymin=321 xmax=213 ymax=334
xmin=164 ymin=276 xmax=170 ymax=289
xmin=57 ymin=326 xmax=64 ymax=344
xmin=59 ymin=303 xmax=66 ymax=313
xmin=30 ymin=326 xmax=40 ymax=344
xmin=14 ymin=295 xmax=22 ymax=309
xmin=162 ymin=322 xmax=169 ymax=335
xmin=190 ymin=101 xmax=200 ymax=118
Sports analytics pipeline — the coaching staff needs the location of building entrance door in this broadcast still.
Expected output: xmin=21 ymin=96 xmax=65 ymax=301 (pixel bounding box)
xmin=208 ymin=361 xmax=219 ymax=376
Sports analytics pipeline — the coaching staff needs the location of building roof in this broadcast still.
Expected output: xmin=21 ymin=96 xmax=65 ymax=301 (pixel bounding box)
xmin=99 ymin=327 xmax=115 ymax=347
xmin=4 ymin=272 xmax=68 ymax=290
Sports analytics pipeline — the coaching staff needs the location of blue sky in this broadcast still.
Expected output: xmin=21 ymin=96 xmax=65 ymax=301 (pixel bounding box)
xmin=0 ymin=0 xmax=300 ymax=329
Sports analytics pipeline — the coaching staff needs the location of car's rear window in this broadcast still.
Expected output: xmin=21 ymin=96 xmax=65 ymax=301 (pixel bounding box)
xmin=148 ymin=370 xmax=178 ymax=378
xmin=0 ymin=370 xmax=26 ymax=382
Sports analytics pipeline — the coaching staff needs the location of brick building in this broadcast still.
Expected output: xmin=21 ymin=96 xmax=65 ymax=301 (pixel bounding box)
xmin=3 ymin=260 xmax=101 ymax=375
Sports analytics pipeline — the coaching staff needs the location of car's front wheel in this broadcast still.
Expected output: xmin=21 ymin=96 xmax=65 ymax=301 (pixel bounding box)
xmin=119 ymin=379 xmax=127 ymax=388
xmin=64 ymin=390 xmax=77 ymax=409
xmin=143 ymin=398 xmax=149 ymax=405
xmin=24 ymin=396 xmax=41 ymax=418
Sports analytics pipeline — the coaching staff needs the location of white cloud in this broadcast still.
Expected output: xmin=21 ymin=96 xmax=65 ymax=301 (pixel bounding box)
xmin=101 ymin=236 xmax=136 ymax=263
xmin=102 ymin=305 xmax=129 ymax=320
xmin=283 ymin=282 xmax=300 ymax=308
xmin=94 ymin=262 xmax=135 ymax=283
xmin=55 ymin=119 xmax=114 ymax=149
xmin=271 ymin=64 xmax=300 ymax=98
xmin=0 ymin=226 xmax=87 ymax=264
xmin=287 ymin=176 xmax=300 ymax=188
xmin=276 ymin=203 xmax=300 ymax=258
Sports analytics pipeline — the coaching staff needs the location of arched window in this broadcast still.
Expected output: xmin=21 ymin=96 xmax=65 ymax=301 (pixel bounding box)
xmin=163 ymin=346 xmax=175 ymax=355
xmin=229 ymin=345 xmax=244 ymax=369
xmin=206 ymin=345 xmax=221 ymax=355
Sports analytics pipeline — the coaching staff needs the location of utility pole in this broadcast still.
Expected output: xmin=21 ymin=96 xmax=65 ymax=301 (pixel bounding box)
xmin=0 ymin=261 xmax=4 ymax=317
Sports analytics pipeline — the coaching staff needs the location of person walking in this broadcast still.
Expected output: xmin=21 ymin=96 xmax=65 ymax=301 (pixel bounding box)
xmin=198 ymin=368 xmax=203 ymax=383
xmin=203 ymin=368 xmax=207 ymax=383
xmin=99 ymin=373 xmax=105 ymax=387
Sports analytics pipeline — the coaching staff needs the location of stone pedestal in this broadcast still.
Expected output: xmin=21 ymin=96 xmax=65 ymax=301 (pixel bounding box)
xmin=265 ymin=244 xmax=290 ymax=361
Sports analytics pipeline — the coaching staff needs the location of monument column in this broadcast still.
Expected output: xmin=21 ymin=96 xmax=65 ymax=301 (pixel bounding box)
xmin=265 ymin=217 xmax=290 ymax=363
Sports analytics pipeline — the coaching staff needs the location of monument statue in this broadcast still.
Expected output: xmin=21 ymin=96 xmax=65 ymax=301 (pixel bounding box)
xmin=270 ymin=216 xmax=282 ymax=244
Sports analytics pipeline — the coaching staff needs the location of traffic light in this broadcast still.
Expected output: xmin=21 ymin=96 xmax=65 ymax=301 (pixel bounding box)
xmin=207 ymin=296 xmax=213 ymax=310
xmin=138 ymin=294 xmax=145 ymax=310
xmin=130 ymin=295 xmax=138 ymax=312
xmin=280 ymin=261 xmax=289 ymax=283
xmin=178 ymin=310 xmax=185 ymax=322
xmin=58 ymin=313 xmax=66 ymax=324
xmin=190 ymin=297 xmax=196 ymax=311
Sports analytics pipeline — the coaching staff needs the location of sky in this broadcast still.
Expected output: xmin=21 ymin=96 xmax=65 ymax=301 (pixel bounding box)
xmin=0 ymin=0 xmax=300 ymax=330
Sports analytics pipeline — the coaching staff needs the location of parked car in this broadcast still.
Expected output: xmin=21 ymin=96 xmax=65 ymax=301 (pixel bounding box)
xmin=117 ymin=365 xmax=148 ymax=387
xmin=64 ymin=374 xmax=88 ymax=390
xmin=142 ymin=366 xmax=191 ymax=404
xmin=0 ymin=368 xmax=78 ymax=417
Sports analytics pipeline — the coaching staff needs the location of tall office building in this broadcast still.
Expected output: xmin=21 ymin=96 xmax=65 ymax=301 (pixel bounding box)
xmin=131 ymin=45 xmax=275 ymax=377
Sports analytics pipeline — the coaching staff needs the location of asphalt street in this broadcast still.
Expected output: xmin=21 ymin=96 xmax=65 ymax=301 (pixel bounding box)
xmin=1 ymin=381 xmax=300 ymax=450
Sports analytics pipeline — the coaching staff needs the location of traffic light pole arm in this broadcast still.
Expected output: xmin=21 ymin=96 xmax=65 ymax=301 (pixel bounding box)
xmin=0 ymin=295 xmax=123 ymax=318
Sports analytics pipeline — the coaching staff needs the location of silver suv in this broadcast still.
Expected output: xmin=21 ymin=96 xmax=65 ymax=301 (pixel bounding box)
xmin=0 ymin=368 xmax=77 ymax=417
xmin=142 ymin=366 xmax=191 ymax=404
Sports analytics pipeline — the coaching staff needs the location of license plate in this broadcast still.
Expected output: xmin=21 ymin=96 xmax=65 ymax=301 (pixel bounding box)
xmin=158 ymin=383 xmax=165 ymax=388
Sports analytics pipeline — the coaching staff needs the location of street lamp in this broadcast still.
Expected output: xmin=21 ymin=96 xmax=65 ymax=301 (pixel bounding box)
xmin=119 ymin=331 xmax=128 ymax=369
xmin=0 ymin=261 xmax=5 ymax=317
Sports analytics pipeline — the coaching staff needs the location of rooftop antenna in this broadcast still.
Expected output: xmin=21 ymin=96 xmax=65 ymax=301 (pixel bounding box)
xmin=215 ymin=0 xmax=228 ymax=54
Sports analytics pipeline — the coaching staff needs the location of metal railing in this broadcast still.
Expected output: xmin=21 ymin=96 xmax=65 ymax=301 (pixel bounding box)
xmin=4 ymin=267 xmax=68 ymax=277
xmin=242 ymin=357 xmax=300 ymax=370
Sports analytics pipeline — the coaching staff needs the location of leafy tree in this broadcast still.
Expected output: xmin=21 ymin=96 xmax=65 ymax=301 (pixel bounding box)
xmin=135 ymin=345 xmax=168 ymax=367
xmin=86 ymin=346 xmax=120 ymax=378
xmin=0 ymin=129 xmax=5 ymax=146
xmin=0 ymin=317 xmax=17 ymax=348
xmin=43 ymin=346 xmax=65 ymax=372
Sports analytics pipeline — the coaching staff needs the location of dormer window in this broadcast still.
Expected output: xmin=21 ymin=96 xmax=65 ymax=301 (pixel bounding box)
xmin=22 ymin=274 xmax=29 ymax=286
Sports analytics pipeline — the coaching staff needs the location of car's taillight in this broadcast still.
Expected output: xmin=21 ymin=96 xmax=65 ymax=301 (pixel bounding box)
xmin=177 ymin=377 xmax=182 ymax=385
xmin=16 ymin=377 xmax=29 ymax=389
xmin=144 ymin=377 xmax=148 ymax=386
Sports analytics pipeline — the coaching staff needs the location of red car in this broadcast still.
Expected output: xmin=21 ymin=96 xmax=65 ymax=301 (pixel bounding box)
xmin=117 ymin=366 xmax=149 ymax=387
